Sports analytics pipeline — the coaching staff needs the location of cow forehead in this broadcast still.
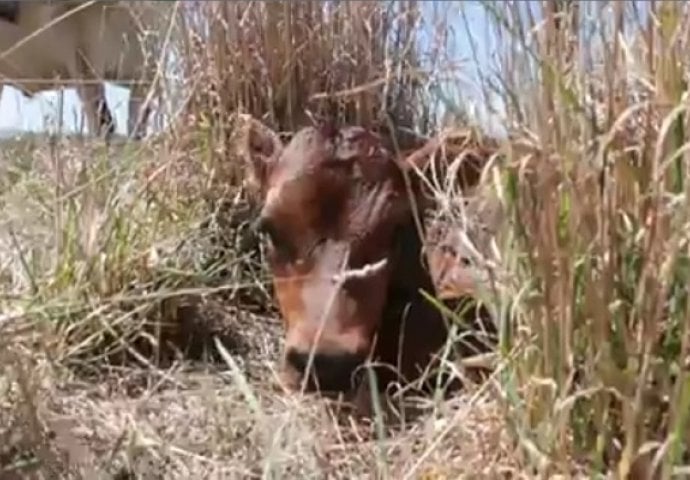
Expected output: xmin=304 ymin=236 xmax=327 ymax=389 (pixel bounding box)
xmin=277 ymin=127 xmax=332 ymax=172
xmin=264 ymin=125 xmax=395 ymax=215
xmin=276 ymin=126 xmax=385 ymax=170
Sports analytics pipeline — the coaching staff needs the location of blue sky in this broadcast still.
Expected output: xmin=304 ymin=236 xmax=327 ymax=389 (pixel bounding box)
xmin=0 ymin=1 xmax=501 ymax=135
xmin=0 ymin=1 xmax=654 ymax=135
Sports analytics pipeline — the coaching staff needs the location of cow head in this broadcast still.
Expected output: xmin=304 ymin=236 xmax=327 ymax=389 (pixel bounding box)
xmin=241 ymin=116 xmax=486 ymax=394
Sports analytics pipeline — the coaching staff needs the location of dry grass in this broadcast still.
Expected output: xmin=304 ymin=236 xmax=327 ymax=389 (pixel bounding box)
xmin=2 ymin=0 xmax=690 ymax=478
xmin=477 ymin=1 xmax=690 ymax=477
xmin=1 ymin=340 xmax=521 ymax=478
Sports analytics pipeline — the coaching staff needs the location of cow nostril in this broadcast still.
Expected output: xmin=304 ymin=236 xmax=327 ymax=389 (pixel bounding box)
xmin=284 ymin=348 xmax=365 ymax=392
xmin=286 ymin=348 xmax=309 ymax=373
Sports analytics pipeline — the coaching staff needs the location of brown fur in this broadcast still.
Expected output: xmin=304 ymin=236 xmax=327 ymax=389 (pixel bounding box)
xmin=241 ymin=115 xmax=496 ymax=402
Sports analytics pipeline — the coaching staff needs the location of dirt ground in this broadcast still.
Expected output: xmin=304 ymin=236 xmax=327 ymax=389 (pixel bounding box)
xmin=1 ymin=295 xmax=527 ymax=479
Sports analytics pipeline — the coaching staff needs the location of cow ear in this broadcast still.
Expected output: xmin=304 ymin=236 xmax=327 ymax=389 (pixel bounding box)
xmin=240 ymin=115 xmax=284 ymax=197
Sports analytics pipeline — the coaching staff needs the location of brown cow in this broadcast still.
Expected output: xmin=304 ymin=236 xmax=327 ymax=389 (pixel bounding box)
xmin=241 ymin=115 xmax=497 ymax=400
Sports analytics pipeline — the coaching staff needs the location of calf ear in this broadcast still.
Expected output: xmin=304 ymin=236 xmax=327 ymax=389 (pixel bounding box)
xmin=239 ymin=114 xmax=284 ymax=197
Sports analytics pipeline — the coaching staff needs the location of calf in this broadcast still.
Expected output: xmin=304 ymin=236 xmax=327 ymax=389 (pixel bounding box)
xmin=241 ymin=115 xmax=498 ymax=401
xmin=0 ymin=1 xmax=161 ymax=140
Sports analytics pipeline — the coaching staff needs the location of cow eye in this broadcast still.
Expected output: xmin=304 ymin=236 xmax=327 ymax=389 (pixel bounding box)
xmin=257 ymin=217 xmax=295 ymax=261
xmin=263 ymin=225 xmax=284 ymax=250
xmin=306 ymin=236 xmax=327 ymax=259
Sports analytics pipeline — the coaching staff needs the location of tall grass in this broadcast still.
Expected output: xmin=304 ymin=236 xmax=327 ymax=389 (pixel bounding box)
xmin=469 ymin=0 xmax=690 ymax=476
xmin=3 ymin=0 xmax=690 ymax=477
xmin=173 ymin=0 xmax=438 ymax=196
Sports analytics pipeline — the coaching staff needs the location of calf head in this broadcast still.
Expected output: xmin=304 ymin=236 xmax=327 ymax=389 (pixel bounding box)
xmin=242 ymin=116 xmax=484 ymax=395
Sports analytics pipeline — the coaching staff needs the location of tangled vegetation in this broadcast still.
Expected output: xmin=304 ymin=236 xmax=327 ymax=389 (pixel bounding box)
xmin=1 ymin=1 xmax=689 ymax=478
